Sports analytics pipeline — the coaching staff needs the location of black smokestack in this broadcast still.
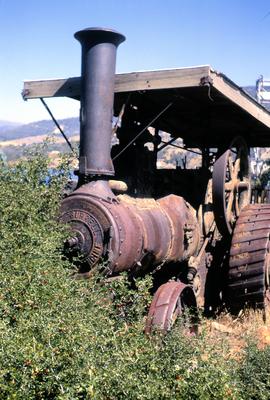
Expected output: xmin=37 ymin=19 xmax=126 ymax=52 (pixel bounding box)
xmin=74 ymin=27 xmax=125 ymax=179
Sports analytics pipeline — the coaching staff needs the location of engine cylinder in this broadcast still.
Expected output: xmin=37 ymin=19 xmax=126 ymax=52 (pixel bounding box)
xmin=61 ymin=183 xmax=200 ymax=274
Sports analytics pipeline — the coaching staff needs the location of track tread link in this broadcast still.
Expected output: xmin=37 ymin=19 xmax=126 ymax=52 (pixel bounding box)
xmin=227 ymin=204 xmax=270 ymax=310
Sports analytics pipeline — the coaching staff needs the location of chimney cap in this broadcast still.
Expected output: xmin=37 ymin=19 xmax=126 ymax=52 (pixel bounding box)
xmin=74 ymin=27 xmax=125 ymax=47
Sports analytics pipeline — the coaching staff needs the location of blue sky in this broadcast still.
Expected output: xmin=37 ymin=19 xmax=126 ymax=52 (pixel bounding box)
xmin=1 ymin=0 xmax=270 ymax=124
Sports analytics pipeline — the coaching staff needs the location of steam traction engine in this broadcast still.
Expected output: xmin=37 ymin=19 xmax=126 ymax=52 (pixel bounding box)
xmin=23 ymin=28 xmax=270 ymax=332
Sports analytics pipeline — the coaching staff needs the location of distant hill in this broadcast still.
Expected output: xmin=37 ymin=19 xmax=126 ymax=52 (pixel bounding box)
xmin=0 ymin=117 xmax=79 ymax=141
xmin=0 ymin=120 xmax=22 ymax=136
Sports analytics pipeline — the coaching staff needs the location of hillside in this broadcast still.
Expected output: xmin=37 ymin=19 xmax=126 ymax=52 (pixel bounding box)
xmin=0 ymin=120 xmax=22 ymax=135
xmin=0 ymin=117 xmax=79 ymax=162
xmin=0 ymin=117 xmax=79 ymax=141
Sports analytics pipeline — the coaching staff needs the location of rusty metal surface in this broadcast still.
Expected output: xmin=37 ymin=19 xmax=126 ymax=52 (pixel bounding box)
xmin=105 ymin=198 xmax=144 ymax=273
xmin=61 ymin=185 xmax=199 ymax=274
xmin=108 ymin=180 xmax=128 ymax=193
xmin=124 ymin=198 xmax=172 ymax=265
xmin=227 ymin=204 xmax=270 ymax=311
xmin=157 ymin=195 xmax=186 ymax=261
xmin=145 ymin=281 xmax=197 ymax=333
xmin=116 ymin=194 xmax=199 ymax=271
xmin=75 ymin=27 xmax=125 ymax=178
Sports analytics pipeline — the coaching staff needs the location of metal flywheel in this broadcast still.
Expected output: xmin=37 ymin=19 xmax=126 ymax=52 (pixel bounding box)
xmin=213 ymin=136 xmax=250 ymax=237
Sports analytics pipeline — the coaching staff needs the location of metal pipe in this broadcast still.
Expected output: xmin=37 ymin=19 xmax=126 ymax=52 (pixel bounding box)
xmin=74 ymin=27 xmax=125 ymax=179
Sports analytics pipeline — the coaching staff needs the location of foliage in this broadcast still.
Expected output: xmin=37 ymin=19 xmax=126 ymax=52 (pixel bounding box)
xmin=253 ymin=168 xmax=270 ymax=189
xmin=237 ymin=343 xmax=270 ymax=400
xmin=0 ymin=144 xmax=269 ymax=399
xmin=253 ymin=159 xmax=270 ymax=189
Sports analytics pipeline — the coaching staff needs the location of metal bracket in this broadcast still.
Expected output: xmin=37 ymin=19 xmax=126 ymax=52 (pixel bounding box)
xmin=21 ymin=89 xmax=30 ymax=101
xmin=200 ymin=76 xmax=213 ymax=87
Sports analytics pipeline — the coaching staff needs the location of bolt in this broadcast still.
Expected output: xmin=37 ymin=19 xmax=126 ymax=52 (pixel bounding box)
xmin=66 ymin=236 xmax=79 ymax=248
xmin=187 ymin=267 xmax=197 ymax=283
xmin=187 ymin=272 xmax=194 ymax=282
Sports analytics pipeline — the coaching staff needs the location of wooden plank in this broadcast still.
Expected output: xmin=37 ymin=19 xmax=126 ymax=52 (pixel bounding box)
xmin=115 ymin=65 xmax=211 ymax=92
xmin=23 ymin=65 xmax=211 ymax=100
xmin=23 ymin=77 xmax=81 ymax=100
xmin=211 ymin=71 xmax=270 ymax=128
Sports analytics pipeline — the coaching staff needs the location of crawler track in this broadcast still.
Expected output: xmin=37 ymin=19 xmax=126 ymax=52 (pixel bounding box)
xmin=227 ymin=204 xmax=270 ymax=311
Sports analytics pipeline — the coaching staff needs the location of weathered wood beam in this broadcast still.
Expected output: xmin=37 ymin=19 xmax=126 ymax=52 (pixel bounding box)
xmin=22 ymin=77 xmax=81 ymax=100
xmin=210 ymin=71 xmax=270 ymax=129
xmin=23 ymin=65 xmax=211 ymax=100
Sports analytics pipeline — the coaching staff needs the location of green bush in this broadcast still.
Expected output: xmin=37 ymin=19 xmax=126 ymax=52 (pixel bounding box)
xmin=237 ymin=343 xmax=270 ymax=400
xmin=0 ymin=146 xmax=269 ymax=399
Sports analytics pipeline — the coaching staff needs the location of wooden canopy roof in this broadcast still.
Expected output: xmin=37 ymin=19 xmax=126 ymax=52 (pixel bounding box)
xmin=23 ymin=65 xmax=270 ymax=147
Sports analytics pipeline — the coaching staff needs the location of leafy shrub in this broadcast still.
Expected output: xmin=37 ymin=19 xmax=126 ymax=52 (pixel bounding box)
xmin=0 ymin=145 xmax=268 ymax=399
xmin=238 ymin=343 xmax=270 ymax=400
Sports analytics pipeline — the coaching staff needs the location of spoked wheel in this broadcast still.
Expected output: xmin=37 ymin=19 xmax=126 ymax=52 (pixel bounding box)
xmin=213 ymin=136 xmax=250 ymax=237
xmin=145 ymin=281 xmax=198 ymax=334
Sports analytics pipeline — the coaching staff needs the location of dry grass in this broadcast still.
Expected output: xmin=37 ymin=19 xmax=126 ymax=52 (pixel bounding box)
xmin=0 ymin=133 xmax=79 ymax=147
xmin=199 ymin=308 xmax=270 ymax=362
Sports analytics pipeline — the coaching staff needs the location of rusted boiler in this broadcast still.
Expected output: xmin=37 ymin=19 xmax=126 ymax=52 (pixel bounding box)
xmin=23 ymin=27 xmax=270 ymax=332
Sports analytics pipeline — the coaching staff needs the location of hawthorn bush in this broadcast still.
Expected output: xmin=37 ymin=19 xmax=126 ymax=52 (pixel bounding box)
xmin=0 ymin=147 xmax=269 ymax=399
